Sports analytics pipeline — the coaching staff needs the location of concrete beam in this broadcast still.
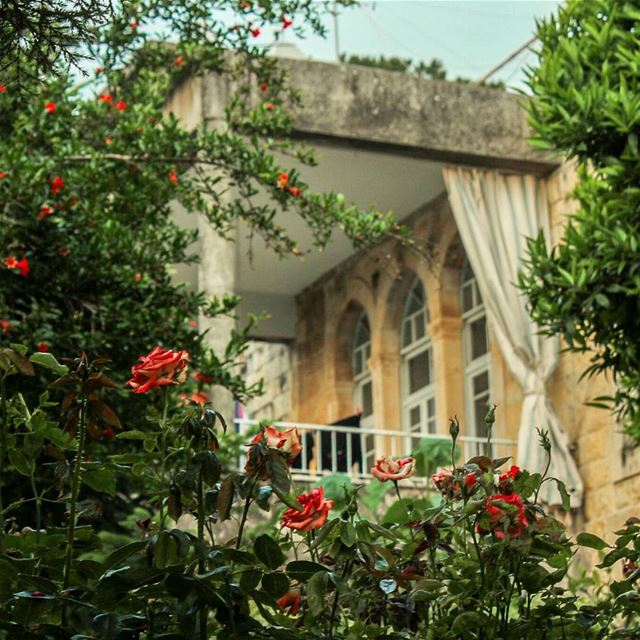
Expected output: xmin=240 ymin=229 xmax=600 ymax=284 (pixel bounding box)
xmin=208 ymin=58 xmax=558 ymax=175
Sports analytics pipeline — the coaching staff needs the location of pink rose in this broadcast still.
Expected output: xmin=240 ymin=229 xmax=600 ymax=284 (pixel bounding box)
xmin=371 ymin=456 xmax=415 ymax=482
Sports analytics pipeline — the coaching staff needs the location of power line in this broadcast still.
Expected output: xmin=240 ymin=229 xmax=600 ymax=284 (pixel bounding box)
xmin=476 ymin=35 xmax=537 ymax=84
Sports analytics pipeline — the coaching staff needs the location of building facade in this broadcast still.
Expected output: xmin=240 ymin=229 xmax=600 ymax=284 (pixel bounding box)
xmin=168 ymin=57 xmax=640 ymax=538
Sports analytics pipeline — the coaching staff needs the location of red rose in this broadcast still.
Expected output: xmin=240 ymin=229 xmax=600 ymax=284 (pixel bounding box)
xmin=499 ymin=465 xmax=520 ymax=483
xmin=277 ymin=589 xmax=301 ymax=615
xmin=277 ymin=172 xmax=289 ymax=189
xmin=39 ymin=205 xmax=54 ymax=220
xmin=168 ymin=169 xmax=179 ymax=185
xmin=126 ymin=346 xmax=190 ymax=394
xmin=371 ymin=456 xmax=415 ymax=482
xmin=281 ymin=487 xmax=334 ymax=532
xmin=50 ymin=176 xmax=64 ymax=195
xmin=281 ymin=16 xmax=293 ymax=29
xmin=179 ymin=391 xmax=208 ymax=407
xmin=99 ymin=93 xmax=113 ymax=103
xmin=0 ymin=86 xmax=6 ymax=92
xmin=37 ymin=342 xmax=49 ymax=352
xmin=464 ymin=472 xmax=477 ymax=489
xmin=44 ymin=103 xmax=56 ymax=114
xmin=195 ymin=371 xmax=213 ymax=384
xmin=115 ymin=101 xmax=126 ymax=111
xmin=250 ymin=26 xmax=261 ymax=38
xmin=477 ymin=493 xmax=529 ymax=540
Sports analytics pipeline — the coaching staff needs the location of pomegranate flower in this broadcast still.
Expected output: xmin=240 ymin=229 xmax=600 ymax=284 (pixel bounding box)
xmin=5 ymin=256 xmax=29 ymax=277
xmin=50 ymin=176 xmax=64 ymax=195
xmin=281 ymin=487 xmax=334 ymax=532
xmin=44 ymin=103 xmax=56 ymax=114
xmin=115 ymin=101 xmax=126 ymax=111
xmin=39 ymin=205 xmax=54 ymax=220
xmin=372 ymin=456 xmax=415 ymax=482
xmin=126 ymin=346 xmax=189 ymax=394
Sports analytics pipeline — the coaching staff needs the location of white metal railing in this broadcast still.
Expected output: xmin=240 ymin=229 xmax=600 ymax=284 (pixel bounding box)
xmin=234 ymin=419 xmax=518 ymax=483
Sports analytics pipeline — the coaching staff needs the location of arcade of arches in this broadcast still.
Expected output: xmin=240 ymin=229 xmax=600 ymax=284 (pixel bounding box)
xmin=289 ymin=163 xmax=640 ymax=537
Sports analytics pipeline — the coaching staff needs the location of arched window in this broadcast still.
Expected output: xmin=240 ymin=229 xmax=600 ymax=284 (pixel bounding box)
xmin=352 ymin=313 xmax=373 ymax=426
xmin=352 ymin=313 xmax=375 ymax=470
xmin=401 ymin=278 xmax=436 ymax=445
xmin=461 ymin=261 xmax=491 ymax=445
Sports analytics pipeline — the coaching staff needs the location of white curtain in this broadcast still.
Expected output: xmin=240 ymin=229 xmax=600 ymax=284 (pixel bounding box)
xmin=443 ymin=166 xmax=583 ymax=507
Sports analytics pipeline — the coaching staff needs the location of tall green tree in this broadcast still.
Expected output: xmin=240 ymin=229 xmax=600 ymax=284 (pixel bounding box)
xmin=0 ymin=0 xmax=403 ymax=405
xmin=519 ymin=0 xmax=640 ymax=439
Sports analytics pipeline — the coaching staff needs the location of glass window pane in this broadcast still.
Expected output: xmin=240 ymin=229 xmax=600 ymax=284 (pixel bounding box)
xmin=462 ymin=283 xmax=473 ymax=312
xmin=474 ymin=395 xmax=489 ymax=438
xmin=408 ymin=349 xmax=430 ymax=393
xmin=406 ymin=281 xmax=424 ymax=315
xmin=410 ymin=405 xmax=421 ymax=428
xmin=470 ymin=317 xmax=488 ymax=360
xmin=362 ymin=381 xmax=373 ymax=417
xmin=427 ymin=397 xmax=435 ymax=418
xmin=402 ymin=320 xmax=412 ymax=347
xmin=353 ymin=351 xmax=362 ymax=375
xmin=474 ymin=282 xmax=483 ymax=305
xmin=473 ymin=371 xmax=489 ymax=396
xmin=414 ymin=313 xmax=425 ymax=340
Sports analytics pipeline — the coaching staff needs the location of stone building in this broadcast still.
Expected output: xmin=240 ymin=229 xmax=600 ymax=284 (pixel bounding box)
xmin=168 ymin=56 xmax=640 ymax=537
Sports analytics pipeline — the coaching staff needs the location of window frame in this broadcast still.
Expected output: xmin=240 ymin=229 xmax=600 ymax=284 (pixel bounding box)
xmin=400 ymin=278 xmax=436 ymax=440
xmin=461 ymin=263 xmax=491 ymax=443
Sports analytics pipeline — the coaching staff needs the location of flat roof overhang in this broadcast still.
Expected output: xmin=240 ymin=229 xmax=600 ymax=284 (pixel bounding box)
xmin=171 ymin=59 xmax=559 ymax=340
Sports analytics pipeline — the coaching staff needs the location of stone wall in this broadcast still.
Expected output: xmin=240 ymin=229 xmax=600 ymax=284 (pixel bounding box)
xmin=240 ymin=341 xmax=292 ymax=421
xmin=287 ymin=165 xmax=636 ymax=536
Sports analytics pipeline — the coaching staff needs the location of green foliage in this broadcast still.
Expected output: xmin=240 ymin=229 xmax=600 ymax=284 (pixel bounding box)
xmin=338 ymin=53 xmax=505 ymax=88
xmin=520 ymin=0 xmax=640 ymax=439
xmin=0 ymin=350 xmax=640 ymax=638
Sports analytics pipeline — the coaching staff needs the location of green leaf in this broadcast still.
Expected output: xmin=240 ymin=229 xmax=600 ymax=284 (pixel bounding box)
xmin=29 ymin=352 xmax=69 ymax=376
xmin=240 ymin=568 xmax=263 ymax=593
xmin=216 ymin=474 xmax=235 ymax=521
xmin=154 ymin=532 xmax=179 ymax=569
xmin=576 ymin=532 xmax=609 ymax=550
xmin=307 ymin=571 xmax=328 ymax=618
xmin=261 ymin=571 xmax=289 ymax=598
xmin=254 ymin=534 xmax=285 ymax=570
xmin=340 ymin=521 xmax=356 ymax=547
xmin=104 ymin=541 xmax=148 ymax=569
xmin=554 ymin=479 xmax=572 ymax=511
xmin=286 ymin=560 xmax=328 ymax=582
xmin=82 ymin=467 xmax=116 ymax=496
xmin=451 ymin=611 xmax=489 ymax=633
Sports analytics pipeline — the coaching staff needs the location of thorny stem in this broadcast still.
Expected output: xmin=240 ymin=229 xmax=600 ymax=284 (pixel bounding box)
xmin=158 ymin=389 xmax=170 ymax=529
xmin=235 ymin=474 xmax=260 ymax=550
xmin=62 ymin=393 xmax=88 ymax=626
xmin=197 ymin=467 xmax=208 ymax=640
xmin=0 ymin=375 xmax=7 ymax=553
xmin=329 ymin=560 xmax=352 ymax=637
xmin=393 ymin=480 xmax=415 ymax=541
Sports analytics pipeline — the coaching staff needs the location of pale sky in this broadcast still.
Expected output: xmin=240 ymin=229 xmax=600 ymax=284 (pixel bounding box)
xmin=277 ymin=1 xmax=562 ymax=91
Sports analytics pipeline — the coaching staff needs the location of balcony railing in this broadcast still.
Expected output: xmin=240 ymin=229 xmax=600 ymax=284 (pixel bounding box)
xmin=234 ymin=419 xmax=518 ymax=483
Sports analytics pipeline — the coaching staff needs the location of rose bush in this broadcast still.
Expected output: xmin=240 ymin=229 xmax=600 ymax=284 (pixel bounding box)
xmin=0 ymin=345 xmax=639 ymax=639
